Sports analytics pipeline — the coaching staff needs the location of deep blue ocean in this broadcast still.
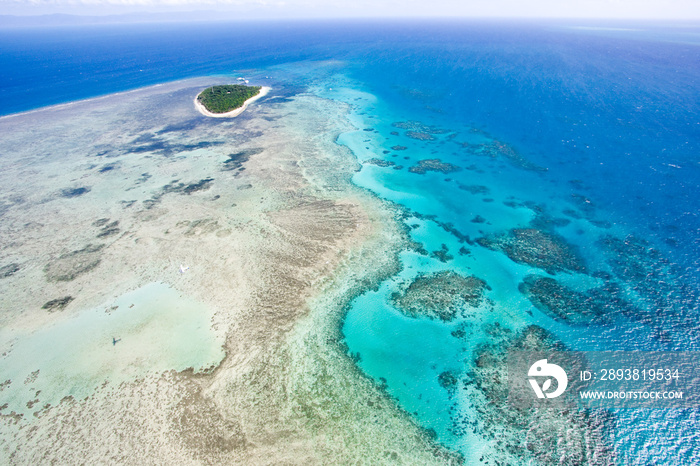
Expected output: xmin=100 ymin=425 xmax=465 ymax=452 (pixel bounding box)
xmin=2 ymin=19 xmax=699 ymax=464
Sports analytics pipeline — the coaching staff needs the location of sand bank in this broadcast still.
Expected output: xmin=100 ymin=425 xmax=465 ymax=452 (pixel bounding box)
xmin=194 ymin=85 xmax=271 ymax=118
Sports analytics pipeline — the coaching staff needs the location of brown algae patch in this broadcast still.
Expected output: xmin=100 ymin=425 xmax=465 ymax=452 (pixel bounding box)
xmin=392 ymin=271 xmax=490 ymax=321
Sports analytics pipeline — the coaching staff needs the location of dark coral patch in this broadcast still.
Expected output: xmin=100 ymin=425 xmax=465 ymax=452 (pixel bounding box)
xmin=125 ymin=133 xmax=224 ymax=156
xmin=438 ymin=371 xmax=459 ymax=391
xmin=60 ymin=187 xmax=91 ymax=198
xmin=392 ymin=271 xmax=489 ymax=321
xmin=97 ymin=228 xmax=120 ymax=238
xmin=468 ymin=325 xmax=615 ymax=465
xmin=162 ymin=178 xmax=214 ymax=195
xmin=599 ymin=235 xmax=667 ymax=282
xmin=477 ymin=228 xmax=586 ymax=274
xmin=458 ymin=184 xmax=490 ymax=195
xmin=222 ymin=148 xmax=263 ymax=172
xmin=597 ymin=234 xmax=694 ymax=343
xmin=435 ymin=220 xmax=472 ymax=244
xmin=408 ymin=159 xmax=461 ymax=175
xmin=364 ymin=158 xmax=396 ymax=168
xmin=156 ymin=118 xmax=206 ymax=135
xmin=135 ymin=173 xmax=152 ymax=185
xmin=143 ymin=178 xmax=214 ymax=209
xmin=392 ymin=120 xmax=448 ymax=134
xmin=467 ymin=140 xmax=547 ymax=172
xmin=96 ymin=220 xmax=120 ymax=238
xmin=42 ymin=296 xmax=74 ymax=312
xmin=44 ymin=244 xmax=104 ymax=282
xmin=569 ymin=193 xmax=596 ymax=218
xmin=0 ymin=263 xmax=20 ymax=279
xmin=430 ymin=244 xmax=454 ymax=263
xmin=458 ymin=247 xmax=471 ymax=256
xmin=518 ymin=275 xmax=634 ymax=325
xmin=405 ymin=131 xmax=435 ymax=141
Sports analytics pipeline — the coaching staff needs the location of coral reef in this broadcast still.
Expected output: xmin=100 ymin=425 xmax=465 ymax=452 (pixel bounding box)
xmin=125 ymin=133 xmax=224 ymax=157
xmin=405 ymin=131 xmax=435 ymax=141
xmin=598 ymin=234 xmax=698 ymax=342
xmin=44 ymin=244 xmax=104 ymax=282
xmin=464 ymin=325 xmax=616 ymax=465
xmin=477 ymin=228 xmax=586 ymax=274
xmin=0 ymin=264 xmax=20 ymax=279
xmin=96 ymin=220 xmax=120 ymax=238
xmin=408 ymin=159 xmax=461 ymax=175
xmin=221 ymin=148 xmax=263 ymax=172
xmin=392 ymin=271 xmax=489 ymax=321
xmin=60 ymin=187 xmax=91 ymax=198
xmin=430 ymin=244 xmax=454 ymax=262
xmin=41 ymin=296 xmax=74 ymax=312
xmin=457 ymin=184 xmax=489 ymax=195
xmin=162 ymin=178 xmax=214 ymax=195
xmin=392 ymin=121 xmax=447 ymax=134
xmin=465 ymin=140 xmax=547 ymax=172
xmin=365 ymin=158 xmax=396 ymax=168
xmin=518 ymin=275 xmax=634 ymax=325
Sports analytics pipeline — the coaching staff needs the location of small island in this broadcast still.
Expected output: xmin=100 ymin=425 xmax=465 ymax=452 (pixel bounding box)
xmin=194 ymin=84 xmax=271 ymax=118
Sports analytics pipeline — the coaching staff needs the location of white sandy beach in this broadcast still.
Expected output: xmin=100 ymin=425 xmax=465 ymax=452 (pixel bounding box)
xmin=194 ymin=85 xmax=271 ymax=118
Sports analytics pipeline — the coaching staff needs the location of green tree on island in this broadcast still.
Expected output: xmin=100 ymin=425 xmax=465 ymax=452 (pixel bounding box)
xmin=197 ymin=84 xmax=262 ymax=113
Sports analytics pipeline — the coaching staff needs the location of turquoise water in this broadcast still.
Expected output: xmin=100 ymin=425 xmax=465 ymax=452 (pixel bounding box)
xmin=322 ymin=27 xmax=699 ymax=462
xmin=1 ymin=20 xmax=699 ymax=463
xmin=0 ymin=283 xmax=224 ymax=416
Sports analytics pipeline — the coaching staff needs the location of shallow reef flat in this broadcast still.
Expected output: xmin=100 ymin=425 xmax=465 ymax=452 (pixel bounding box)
xmin=0 ymin=78 xmax=454 ymax=464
